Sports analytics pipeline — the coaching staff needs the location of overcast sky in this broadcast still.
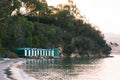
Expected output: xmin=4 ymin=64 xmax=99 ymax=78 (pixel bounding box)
xmin=46 ymin=0 xmax=120 ymax=34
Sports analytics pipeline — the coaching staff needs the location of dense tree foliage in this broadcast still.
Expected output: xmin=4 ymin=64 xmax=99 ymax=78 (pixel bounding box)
xmin=0 ymin=0 xmax=111 ymax=57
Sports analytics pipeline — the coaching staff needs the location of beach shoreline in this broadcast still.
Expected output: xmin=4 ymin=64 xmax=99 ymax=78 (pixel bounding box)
xmin=0 ymin=58 xmax=36 ymax=80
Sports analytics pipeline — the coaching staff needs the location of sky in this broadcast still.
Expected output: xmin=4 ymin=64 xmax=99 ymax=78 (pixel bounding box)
xmin=46 ymin=0 xmax=120 ymax=34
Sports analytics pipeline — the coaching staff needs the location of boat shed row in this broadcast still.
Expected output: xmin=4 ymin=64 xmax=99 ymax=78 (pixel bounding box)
xmin=16 ymin=48 xmax=60 ymax=58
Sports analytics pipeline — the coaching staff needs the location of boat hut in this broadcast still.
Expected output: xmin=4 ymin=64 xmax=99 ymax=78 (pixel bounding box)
xmin=16 ymin=48 xmax=60 ymax=58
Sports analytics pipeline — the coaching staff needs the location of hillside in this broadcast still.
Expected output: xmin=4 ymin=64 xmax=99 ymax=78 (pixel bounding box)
xmin=105 ymin=33 xmax=120 ymax=54
xmin=105 ymin=33 xmax=120 ymax=44
xmin=0 ymin=0 xmax=111 ymax=58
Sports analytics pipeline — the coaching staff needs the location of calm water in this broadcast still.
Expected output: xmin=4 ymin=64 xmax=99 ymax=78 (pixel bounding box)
xmin=21 ymin=54 xmax=120 ymax=80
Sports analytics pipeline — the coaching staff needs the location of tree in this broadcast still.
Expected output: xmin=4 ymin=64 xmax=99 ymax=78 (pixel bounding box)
xmin=0 ymin=0 xmax=111 ymax=58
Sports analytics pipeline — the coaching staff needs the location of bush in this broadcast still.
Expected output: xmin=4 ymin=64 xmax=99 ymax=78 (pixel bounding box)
xmin=0 ymin=49 xmax=18 ymax=58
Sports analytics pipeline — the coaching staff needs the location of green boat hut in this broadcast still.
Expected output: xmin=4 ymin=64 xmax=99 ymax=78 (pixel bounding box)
xmin=16 ymin=48 xmax=60 ymax=58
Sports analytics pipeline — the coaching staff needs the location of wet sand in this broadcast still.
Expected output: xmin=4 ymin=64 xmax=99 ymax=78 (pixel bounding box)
xmin=0 ymin=58 xmax=36 ymax=80
xmin=0 ymin=59 xmax=17 ymax=80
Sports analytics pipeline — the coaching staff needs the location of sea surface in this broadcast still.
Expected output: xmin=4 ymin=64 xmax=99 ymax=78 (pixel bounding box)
xmin=20 ymin=54 xmax=120 ymax=80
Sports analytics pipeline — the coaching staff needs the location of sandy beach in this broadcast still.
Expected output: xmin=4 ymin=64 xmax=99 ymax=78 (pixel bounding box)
xmin=0 ymin=58 xmax=17 ymax=80
xmin=0 ymin=58 xmax=36 ymax=80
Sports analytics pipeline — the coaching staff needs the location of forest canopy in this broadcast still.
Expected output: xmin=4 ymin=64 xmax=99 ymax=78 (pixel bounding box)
xmin=0 ymin=0 xmax=111 ymax=57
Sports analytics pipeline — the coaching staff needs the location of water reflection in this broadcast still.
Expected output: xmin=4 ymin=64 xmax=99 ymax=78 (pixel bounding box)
xmin=21 ymin=55 xmax=120 ymax=80
xmin=98 ymin=55 xmax=120 ymax=80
